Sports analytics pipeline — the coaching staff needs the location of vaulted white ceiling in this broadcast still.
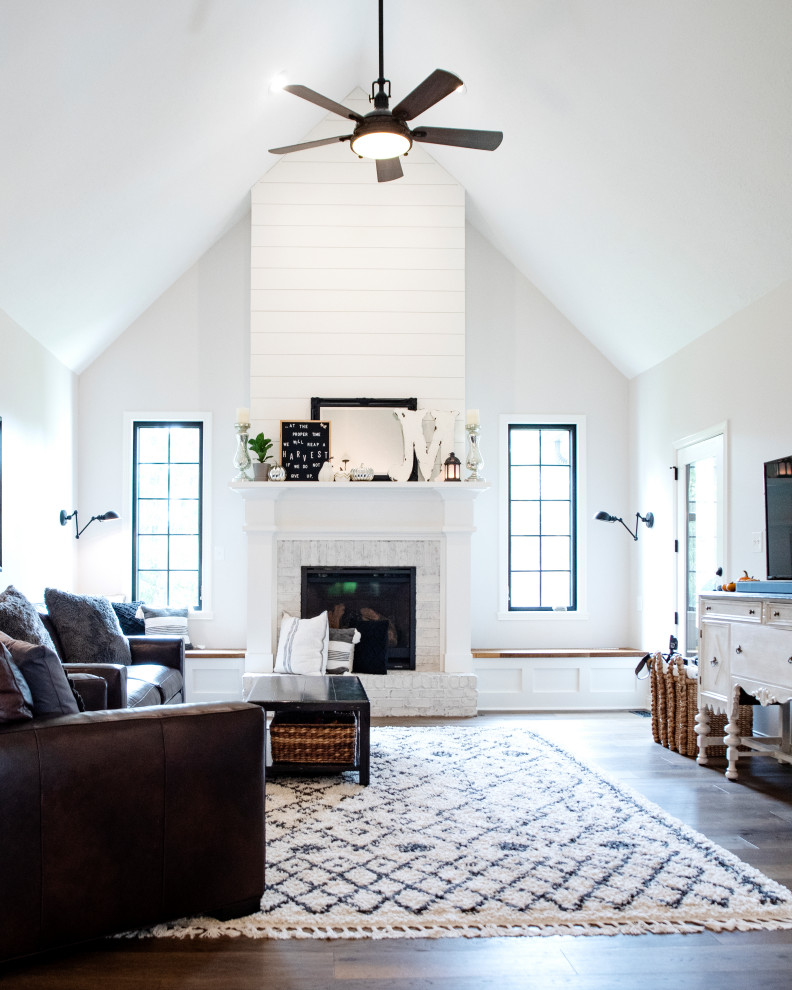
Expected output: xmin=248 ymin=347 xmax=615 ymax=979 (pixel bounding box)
xmin=1 ymin=1 xmax=790 ymax=376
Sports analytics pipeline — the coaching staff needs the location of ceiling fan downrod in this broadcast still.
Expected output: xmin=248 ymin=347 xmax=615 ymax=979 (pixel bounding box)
xmin=371 ymin=0 xmax=390 ymax=109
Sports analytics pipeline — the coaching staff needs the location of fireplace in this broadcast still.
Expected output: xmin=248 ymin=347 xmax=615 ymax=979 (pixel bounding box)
xmin=302 ymin=566 xmax=417 ymax=670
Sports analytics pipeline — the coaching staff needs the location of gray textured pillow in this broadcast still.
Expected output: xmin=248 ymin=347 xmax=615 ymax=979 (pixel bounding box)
xmin=0 ymin=585 xmax=57 ymax=651
xmin=44 ymin=588 xmax=131 ymax=666
xmin=0 ymin=631 xmax=80 ymax=716
xmin=0 ymin=641 xmax=34 ymax=722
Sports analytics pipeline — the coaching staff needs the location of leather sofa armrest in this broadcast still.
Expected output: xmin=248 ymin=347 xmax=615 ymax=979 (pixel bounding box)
xmin=63 ymin=663 xmax=128 ymax=709
xmin=0 ymin=703 xmax=265 ymax=962
xmin=128 ymin=636 xmax=184 ymax=676
xmin=66 ymin=672 xmax=108 ymax=711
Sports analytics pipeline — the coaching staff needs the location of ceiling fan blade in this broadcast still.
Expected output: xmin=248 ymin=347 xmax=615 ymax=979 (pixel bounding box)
xmin=268 ymin=135 xmax=352 ymax=155
xmin=411 ymin=126 xmax=503 ymax=150
xmin=284 ymin=85 xmax=363 ymax=122
xmin=376 ymin=157 xmax=403 ymax=182
xmin=392 ymin=69 xmax=463 ymax=121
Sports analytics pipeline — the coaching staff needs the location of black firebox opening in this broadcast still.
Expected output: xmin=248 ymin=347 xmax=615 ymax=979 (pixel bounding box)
xmin=301 ymin=566 xmax=417 ymax=670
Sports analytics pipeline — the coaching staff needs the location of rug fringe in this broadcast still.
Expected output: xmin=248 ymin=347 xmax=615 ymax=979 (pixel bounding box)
xmin=136 ymin=913 xmax=792 ymax=941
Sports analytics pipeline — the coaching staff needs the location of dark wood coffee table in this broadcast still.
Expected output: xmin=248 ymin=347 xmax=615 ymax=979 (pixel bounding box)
xmin=243 ymin=674 xmax=371 ymax=785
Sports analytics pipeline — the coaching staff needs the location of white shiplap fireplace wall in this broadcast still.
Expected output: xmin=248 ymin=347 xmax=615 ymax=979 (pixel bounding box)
xmin=243 ymin=91 xmax=478 ymax=715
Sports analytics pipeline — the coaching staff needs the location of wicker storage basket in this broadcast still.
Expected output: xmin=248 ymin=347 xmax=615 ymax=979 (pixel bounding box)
xmin=647 ymin=652 xmax=753 ymax=758
xmin=269 ymin=711 xmax=357 ymax=764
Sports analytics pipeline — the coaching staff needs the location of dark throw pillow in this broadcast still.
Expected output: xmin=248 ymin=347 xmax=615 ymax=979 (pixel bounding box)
xmin=0 ymin=631 xmax=80 ymax=716
xmin=111 ymin=600 xmax=146 ymax=636
xmin=44 ymin=588 xmax=131 ymax=666
xmin=0 ymin=585 xmax=57 ymax=651
xmin=0 ymin=641 xmax=34 ymax=722
xmin=353 ymin=620 xmax=389 ymax=675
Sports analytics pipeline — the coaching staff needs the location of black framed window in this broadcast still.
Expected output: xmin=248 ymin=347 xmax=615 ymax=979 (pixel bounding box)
xmin=508 ymin=423 xmax=577 ymax=611
xmin=132 ymin=421 xmax=203 ymax=609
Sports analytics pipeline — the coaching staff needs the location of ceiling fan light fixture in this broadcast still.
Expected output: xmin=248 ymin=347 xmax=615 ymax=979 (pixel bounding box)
xmin=350 ymin=127 xmax=411 ymax=160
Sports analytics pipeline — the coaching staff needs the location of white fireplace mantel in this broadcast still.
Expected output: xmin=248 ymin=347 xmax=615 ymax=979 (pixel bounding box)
xmin=231 ymin=481 xmax=488 ymax=675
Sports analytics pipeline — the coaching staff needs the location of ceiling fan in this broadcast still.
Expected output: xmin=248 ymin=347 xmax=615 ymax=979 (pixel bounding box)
xmin=268 ymin=0 xmax=503 ymax=182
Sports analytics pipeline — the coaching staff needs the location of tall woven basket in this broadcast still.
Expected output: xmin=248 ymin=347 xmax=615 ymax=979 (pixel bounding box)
xmin=648 ymin=652 xmax=752 ymax=758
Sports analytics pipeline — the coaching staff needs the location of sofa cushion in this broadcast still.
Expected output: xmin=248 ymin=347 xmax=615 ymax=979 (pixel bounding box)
xmin=44 ymin=589 xmax=131 ymax=666
xmin=0 ymin=631 xmax=80 ymax=716
xmin=111 ymin=601 xmax=146 ymax=636
xmin=0 ymin=642 xmax=34 ymax=722
xmin=0 ymin=585 xmax=57 ymax=651
xmin=129 ymin=664 xmax=183 ymax=704
xmin=125 ymin=678 xmax=164 ymax=708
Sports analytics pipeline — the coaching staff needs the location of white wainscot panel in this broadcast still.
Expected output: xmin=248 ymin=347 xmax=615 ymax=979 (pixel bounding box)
xmin=473 ymin=656 xmax=649 ymax=712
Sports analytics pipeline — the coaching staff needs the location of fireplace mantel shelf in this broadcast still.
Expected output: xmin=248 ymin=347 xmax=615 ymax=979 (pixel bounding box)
xmin=230 ymin=481 xmax=489 ymax=502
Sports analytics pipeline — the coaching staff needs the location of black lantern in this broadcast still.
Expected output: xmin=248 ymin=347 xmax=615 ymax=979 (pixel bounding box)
xmin=443 ymin=452 xmax=461 ymax=482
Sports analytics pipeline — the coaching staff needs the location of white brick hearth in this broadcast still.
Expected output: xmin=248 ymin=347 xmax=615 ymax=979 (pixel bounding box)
xmin=232 ymin=481 xmax=486 ymax=716
xmin=277 ymin=538 xmax=442 ymax=672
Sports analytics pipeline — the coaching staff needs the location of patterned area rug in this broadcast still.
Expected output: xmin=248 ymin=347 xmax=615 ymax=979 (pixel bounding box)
xmin=145 ymin=725 xmax=792 ymax=939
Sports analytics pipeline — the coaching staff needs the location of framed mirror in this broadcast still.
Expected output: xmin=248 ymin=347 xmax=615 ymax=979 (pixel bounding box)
xmin=310 ymin=398 xmax=418 ymax=480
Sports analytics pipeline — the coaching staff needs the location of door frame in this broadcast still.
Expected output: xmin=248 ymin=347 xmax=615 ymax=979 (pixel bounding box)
xmin=673 ymin=422 xmax=728 ymax=657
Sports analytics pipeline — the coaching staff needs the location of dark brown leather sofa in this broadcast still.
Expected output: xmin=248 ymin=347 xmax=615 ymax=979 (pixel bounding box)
xmin=39 ymin=612 xmax=185 ymax=708
xmin=0 ymin=701 xmax=265 ymax=963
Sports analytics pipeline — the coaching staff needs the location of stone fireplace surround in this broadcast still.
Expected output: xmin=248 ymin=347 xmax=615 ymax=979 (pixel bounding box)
xmin=231 ymin=481 xmax=486 ymax=716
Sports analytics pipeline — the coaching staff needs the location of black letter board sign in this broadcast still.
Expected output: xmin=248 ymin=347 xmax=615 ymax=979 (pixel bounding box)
xmin=280 ymin=421 xmax=330 ymax=480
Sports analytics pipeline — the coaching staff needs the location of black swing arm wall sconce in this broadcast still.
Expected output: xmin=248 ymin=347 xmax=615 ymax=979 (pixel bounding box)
xmin=60 ymin=509 xmax=119 ymax=539
xmin=595 ymin=510 xmax=654 ymax=541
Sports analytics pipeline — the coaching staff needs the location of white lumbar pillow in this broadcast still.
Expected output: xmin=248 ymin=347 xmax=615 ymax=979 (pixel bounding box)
xmin=274 ymin=611 xmax=329 ymax=675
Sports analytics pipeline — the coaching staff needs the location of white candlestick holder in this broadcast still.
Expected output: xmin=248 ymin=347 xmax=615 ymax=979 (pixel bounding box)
xmin=233 ymin=422 xmax=253 ymax=481
xmin=465 ymin=424 xmax=484 ymax=482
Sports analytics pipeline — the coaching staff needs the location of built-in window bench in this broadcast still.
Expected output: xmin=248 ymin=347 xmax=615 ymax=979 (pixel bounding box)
xmin=184 ymin=649 xmax=245 ymax=703
xmin=472 ymin=649 xmax=649 ymax=711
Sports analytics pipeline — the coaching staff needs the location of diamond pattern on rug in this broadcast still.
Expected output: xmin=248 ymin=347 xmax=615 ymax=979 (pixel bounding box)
xmin=144 ymin=726 xmax=792 ymax=939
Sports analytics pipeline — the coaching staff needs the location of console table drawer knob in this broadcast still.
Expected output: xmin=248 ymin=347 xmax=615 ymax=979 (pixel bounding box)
xmin=788 ymin=657 xmax=792 ymax=664
xmin=736 ymin=645 xmax=743 ymax=653
xmin=705 ymin=605 xmax=712 ymax=611
xmin=774 ymin=610 xmax=781 ymax=617
xmin=749 ymin=609 xmax=756 ymax=615
xmin=711 ymin=657 xmax=719 ymax=666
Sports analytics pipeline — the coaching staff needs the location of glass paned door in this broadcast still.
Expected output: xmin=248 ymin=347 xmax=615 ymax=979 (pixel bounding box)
xmin=677 ymin=434 xmax=724 ymax=656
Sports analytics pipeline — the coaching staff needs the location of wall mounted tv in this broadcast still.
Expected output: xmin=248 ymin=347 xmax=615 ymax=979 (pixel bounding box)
xmin=764 ymin=456 xmax=792 ymax=579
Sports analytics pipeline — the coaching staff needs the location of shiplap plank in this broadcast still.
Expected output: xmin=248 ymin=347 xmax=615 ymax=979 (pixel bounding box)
xmin=251 ymin=246 xmax=464 ymax=271
xmin=251 ymin=224 xmax=464 ymax=249
xmin=251 ymin=105 xmax=463 ymax=416
xmin=250 ymin=267 xmax=464 ymax=292
xmin=251 ymin=289 xmax=464 ymax=313
xmin=252 ymin=182 xmax=465 ymax=208
xmin=250 ymin=310 xmax=463 ymax=334
xmin=251 ymin=353 xmax=464 ymax=379
xmin=251 ymin=204 xmax=463 ymax=228
xmin=250 ymin=376 xmax=464 ymax=399
xmin=255 ymin=161 xmax=457 ymax=185
xmin=251 ymin=332 xmax=464 ymax=357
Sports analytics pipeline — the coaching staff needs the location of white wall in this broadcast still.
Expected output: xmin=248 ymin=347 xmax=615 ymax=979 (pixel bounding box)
xmin=0 ymin=309 xmax=76 ymax=601
xmin=77 ymin=215 xmax=250 ymax=646
xmin=249 ymin=90 xmax=466 ymax=459
xmin=631 ymin=275 xmax=792 ymax=653
xmin=466 ymin=225 xmax=632 ymax=649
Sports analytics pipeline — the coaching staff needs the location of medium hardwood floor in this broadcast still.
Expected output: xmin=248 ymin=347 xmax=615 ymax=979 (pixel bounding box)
xmin=4 ymin=712 xmax=792 ymax=990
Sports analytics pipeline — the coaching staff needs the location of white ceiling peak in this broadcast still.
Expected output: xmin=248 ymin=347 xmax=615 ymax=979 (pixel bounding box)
xmin=0 ymin=1 xmax=790 ymax=376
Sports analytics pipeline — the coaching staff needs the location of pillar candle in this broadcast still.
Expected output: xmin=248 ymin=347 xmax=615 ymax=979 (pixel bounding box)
xmin=236 ymin=407 xmax=250 ymax=424
xmin=466 ymin=409 xmax=480 ymax=427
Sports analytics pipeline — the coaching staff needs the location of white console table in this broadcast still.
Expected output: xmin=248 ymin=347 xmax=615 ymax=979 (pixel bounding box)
xmin=697 ymin=593 xmax=792 ymax=780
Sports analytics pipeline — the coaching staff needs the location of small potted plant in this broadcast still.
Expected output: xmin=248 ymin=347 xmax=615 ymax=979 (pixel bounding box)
xmin=248 ymin=432 xmax=274 ymax=481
